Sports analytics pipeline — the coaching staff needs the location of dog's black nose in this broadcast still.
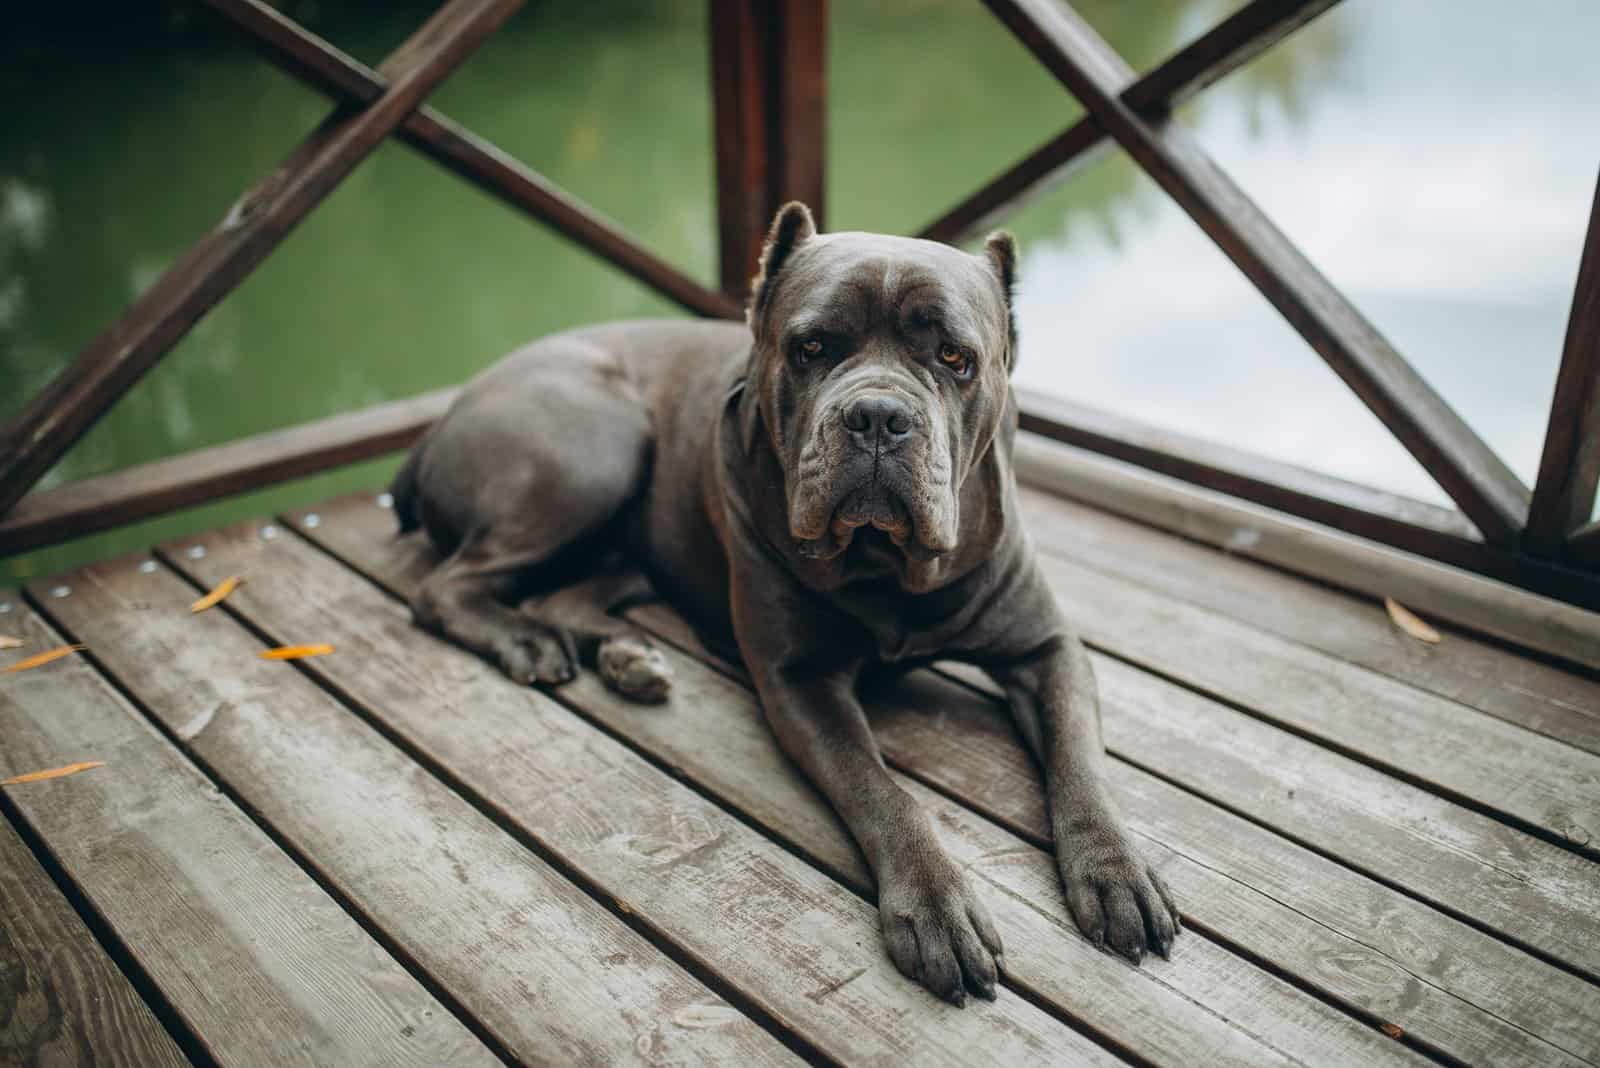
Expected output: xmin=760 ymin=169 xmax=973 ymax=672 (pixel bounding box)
xmin=843 ymin=393 xmax=914 ymax=442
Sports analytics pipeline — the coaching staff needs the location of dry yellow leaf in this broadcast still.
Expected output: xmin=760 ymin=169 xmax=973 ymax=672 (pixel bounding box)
xmin=1384 ymin=597 xmax=1441 ymax=644
xmin=0 ymin=635 xmax=23 ymax=650
xmin=259 ymin=643 xmax=334 ymax=661
xmin=1 ymin=761 xmax=105 ymax=787
xmin=190 ymin=575 xmax=245 ymax=613
xmin=1380 ymin=1022 xmax=1404 ymax=1039
xmin=3 ymin=644 xmax=87 ymax=673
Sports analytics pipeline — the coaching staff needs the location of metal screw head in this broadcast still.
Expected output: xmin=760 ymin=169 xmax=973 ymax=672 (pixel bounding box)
xmin=260 ymin=525 xmax=279 ymax=540
xmin=50 ymin=585 xmax=71 ymax=599
xmin=139 ymin=560 xmax=158 ymax=574
xmin=185 ymin=545 xmax=206 ymax=560
xmin=376 ymin=493 xmax=394 ymax=510
xmin=303 ymin=513 xmax=322 ymax=529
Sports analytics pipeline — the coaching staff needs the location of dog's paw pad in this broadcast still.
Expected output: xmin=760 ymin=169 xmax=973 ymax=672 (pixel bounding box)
xmin=598 ymin=637 xmax=673 ymax=703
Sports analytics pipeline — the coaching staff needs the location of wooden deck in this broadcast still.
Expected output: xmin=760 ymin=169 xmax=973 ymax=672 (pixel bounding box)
xmin=3 ymin=437 xmax=1599 ymax=1068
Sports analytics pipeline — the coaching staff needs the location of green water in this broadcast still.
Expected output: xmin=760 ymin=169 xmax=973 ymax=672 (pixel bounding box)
xmin=4 ymin=0 xmax=1597 ymax=582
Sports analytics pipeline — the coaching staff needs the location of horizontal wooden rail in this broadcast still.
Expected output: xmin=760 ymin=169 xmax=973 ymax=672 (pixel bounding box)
xmin=207 ymin=0 xmax=741 ymax=322
xmin=1525 ymin=170 xmax=1600 ymax=557
xmin=983 ymin=0 xmax=1531 ymax=547
xmin=0 ymin=390 xmax=458 ymax=556
xmin=921 ymin=0 xmax=1340 ymax=245
xmin=1015 ymin=388 xmax=1600 ymax=607
xmin=0 ymin=0 xmax=523 ymax=523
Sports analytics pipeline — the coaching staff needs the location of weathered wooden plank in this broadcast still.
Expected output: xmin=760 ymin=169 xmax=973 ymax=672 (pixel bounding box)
xmin=984 ymin=0 xmax=1530 ymax=545
xmin=618 ymin=600 xmax=1600 ymax=1066
xmin=292 ymin=494 xmax=1438 ymax=1067
xmin=0 ymin=389 xmax=457 ymax=555
xmin=0 ymin=0 xmax=522 ymax=521
xmin=1023 ymin=550 xmax=1600 ymax=854
xmin=1019 ymin=486 xmax=1600 ymax=755
xmin=167 ymin=519 xmax=1124 ymax=1068
xmin=29 ymin=558 xmax=792 ymax=1067
xmin=0 ymin=815 xmax=189 ymax=1068
xmin=0 ymin=594 xmax=494 ymax=1068
xmin=710 ymin=0 xmax=827 ymax=299
xmin=922 ymin=0 xmax=1339 ymax=244
xmin=206 ymin=0 xmax=741 ymax=321
xmin=1526 ymin=170 xmax=1600 ymax=556
xmin=1015 ymin=433 xmax=1600 ymax=669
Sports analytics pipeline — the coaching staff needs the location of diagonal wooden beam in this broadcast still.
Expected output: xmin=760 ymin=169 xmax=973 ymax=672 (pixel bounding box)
xmin=1570 ymin=519 xmax=1600 ymax=568
xmin=922 ymin=0 xmax=1340 ymax=245
xmin=206 ymin=0 xmax=740 ymax=322
xmin=0 ymin=0 xmax=524 ymax=522
xmin=1524 ymin=169 xmax=1600 ymax=558
xmin=982 ymin=0 xmax=1531 ymax=545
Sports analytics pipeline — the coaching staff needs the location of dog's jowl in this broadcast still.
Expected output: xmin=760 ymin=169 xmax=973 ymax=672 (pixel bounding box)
xmin=391 ymin=202 xmax=1180 ymax=1005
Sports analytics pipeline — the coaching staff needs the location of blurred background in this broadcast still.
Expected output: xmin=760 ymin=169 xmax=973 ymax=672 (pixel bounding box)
xmin=3 ymin=0 xmax=1597 ymax=581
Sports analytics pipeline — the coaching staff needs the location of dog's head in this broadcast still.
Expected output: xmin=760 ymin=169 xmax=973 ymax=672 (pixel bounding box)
xmin=737 ymin=203 xmax=1018 ymax=580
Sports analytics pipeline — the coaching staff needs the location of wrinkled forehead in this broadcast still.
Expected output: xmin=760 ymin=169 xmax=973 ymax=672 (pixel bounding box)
xmin=769 ymin=233 xmax=1005 ymax=344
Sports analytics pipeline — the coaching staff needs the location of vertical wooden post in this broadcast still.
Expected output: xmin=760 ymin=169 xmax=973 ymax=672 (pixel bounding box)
xmin=710 ymin=0 xmax=827 ymax=303
xmin=1525 ymin=170 xmax=1600 ymax=559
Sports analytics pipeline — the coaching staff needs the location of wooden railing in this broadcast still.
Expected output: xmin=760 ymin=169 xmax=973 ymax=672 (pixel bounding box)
xmin=2 ymin=0 xmax=1597 ymax=612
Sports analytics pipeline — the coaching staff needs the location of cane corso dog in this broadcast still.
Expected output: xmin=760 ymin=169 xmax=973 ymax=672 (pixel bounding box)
xmin=390 ymin=203 xmax=1179 ymax=1004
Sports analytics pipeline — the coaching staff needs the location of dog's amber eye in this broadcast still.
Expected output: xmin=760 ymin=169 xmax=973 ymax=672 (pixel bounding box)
xmin=795 ymin=338 xmax=824 ymax=364
xmin=939 ymin=345 xmax=972 ymax=377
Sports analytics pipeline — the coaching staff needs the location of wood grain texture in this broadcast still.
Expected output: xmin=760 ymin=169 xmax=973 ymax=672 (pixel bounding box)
xmin=983 ymin=0 xmax=1530 ymax=545
xmin=0 ymin=595 xmax=493 ymax=1068
xmin=0 ymin=0 xmax=522 ymax=520
xmin=205 ymin=0 xmax=740 ymax=321
xmin=1526 ymin=170 xmax=1600 ymax=555
xmin=1015 ymin=433 xmax=1600 ymax=669
xmin=0 ymin=816 xmax=189 ymax=1068
xmin=629 ymin=600 xmax=1600 ymax=1066
xmin=1026 ymin=551 xmax=1600 ymax=854
xmin=168 ymin=515 xmax=1122 ymax=1068
xmin=30 ymin=556 xmax=791 ymax=1068
xmin=1019 ymin=486 xmax=1600 ymax=756
xmin=0 ymin=389 xmax=457 ymax=555
xmin=292 ymin=494 xmax=1431 ymax=1068
xmin=921 ymin=0 xmax=1339 ymax=245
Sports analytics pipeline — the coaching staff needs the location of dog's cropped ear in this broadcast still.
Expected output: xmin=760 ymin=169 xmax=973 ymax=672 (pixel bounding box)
xmin=749 ymin=201 xmax=817 ymax=325
xmin=982 ymin=230 xmax=1019 ymax=371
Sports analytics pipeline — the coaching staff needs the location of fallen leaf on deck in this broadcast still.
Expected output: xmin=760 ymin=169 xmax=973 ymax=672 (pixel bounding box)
xmin=259 ymin=643 xmax=334 ymax=660
xmin=3 ymin=644 xmax=87 ymax=673
xmin=1384 ymin=598 xmax=1440 ymax=644
xmin=1380 ymin=1022 xmax=1404 ymax=1039
xmin=0 ymin=635 xmax=23 ymax=649
xmin=190 ymin=575 xmax=245 ymax=613
xmin=1 ymin=761 xmax=105 ymax=786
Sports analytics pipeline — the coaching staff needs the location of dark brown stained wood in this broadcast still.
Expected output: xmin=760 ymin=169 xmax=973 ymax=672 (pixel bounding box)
xmin=0 ymin=388 xmax=457 ymax=555
xmin=0 ymin=596 xmax=494 ymax=1068
xmin=921 ymin=0 xmax=1339 ymax=245
xmin=1573 ymin=519 xmax=1600 ymax=567
xmin=1018 ymin=486 xmax=1600 ymax=756
xmin=205 ymin=0 xmax=741 ymax=321
xmin=710 ymin=0 xmax=827 ymax=299
xmin=0 ymin=0 xmax=523 ymax=522
xmin=1526 ymin=172 xmax=1600 ymax=556
xmin=1016 ymin=386 xmax=1487 ymax=553
xmin=982 ymin=0 xmax=1530 ymax=545
xmin=627 ymin=600 xmax=1600 ymax=1068
xmin=30 ymin=559 xmax=791 ymax=1067
xmin=1015 ymin=433 xmax=1600 ymax=671
xmin=0 ymin=816 xmax=189 ymax=1068
xmin=288 ymin=495 xmax=1438 ymax=1068
xmin=167 ymin=519 xmax=1123 ymax=1068
xmin=1025 ymin=550 xmax=1600 ymax=854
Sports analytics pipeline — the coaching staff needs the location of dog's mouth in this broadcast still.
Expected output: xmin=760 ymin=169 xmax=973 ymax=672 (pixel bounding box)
xmin=794 ymin=480 xmax=941 ymax=562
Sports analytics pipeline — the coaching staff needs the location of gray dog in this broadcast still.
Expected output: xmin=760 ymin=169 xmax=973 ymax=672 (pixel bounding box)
xmin=390 ymin=203 xmax=1179 ymax=1005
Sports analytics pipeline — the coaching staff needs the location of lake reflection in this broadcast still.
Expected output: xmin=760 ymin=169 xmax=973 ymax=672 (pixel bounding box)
xmin=2 ymin=0 xmax=1596 ymax=579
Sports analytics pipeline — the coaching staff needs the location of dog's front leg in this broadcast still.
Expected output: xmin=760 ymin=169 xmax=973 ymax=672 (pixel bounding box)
xmin=991 ymin=632 xmax=1180 ymax=963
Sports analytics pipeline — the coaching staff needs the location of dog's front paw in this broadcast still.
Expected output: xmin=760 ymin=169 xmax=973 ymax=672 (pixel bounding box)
xmin=1059 ymin=832 xmax=1179 ymax=963
xmin=597 ymin=635 xmax=673 ymax=703
xmin=878 ymin=855 xmax=1003 ymax=1006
